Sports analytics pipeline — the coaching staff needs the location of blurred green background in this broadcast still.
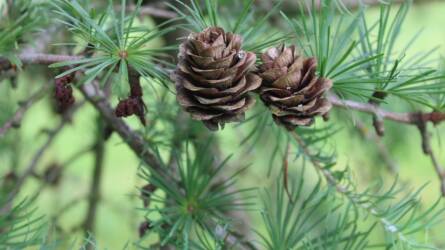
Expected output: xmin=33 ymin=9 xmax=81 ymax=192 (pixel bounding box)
xmin=1 ymin=1 xmax=445 ymax=249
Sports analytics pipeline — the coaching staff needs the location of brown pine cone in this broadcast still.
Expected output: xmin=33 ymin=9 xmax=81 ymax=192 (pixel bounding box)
xmin=172 ymin=27 xmax=262 ymax=131
xmin=258 ymin=45 xmax=332 ymax=130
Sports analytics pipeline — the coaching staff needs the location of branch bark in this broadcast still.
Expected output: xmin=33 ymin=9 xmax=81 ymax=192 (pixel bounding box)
xmin=83 ymin=116 xmax=106 ymax=244
xmin=416 ymin=118 xmax=445 ymax=196
xmin=128 ymin=5 xmax=178 ymax=19
xmin=328 ymin=94 xmax=445 ymax=125
xmin=79 ymin=82 xmax=172 ymax=181
xmin=79 ymin=82 xmax=256 ymax=249
xmin=0 ymin=86 xmax=48 ymax=137
xmin=3 ymin=53 xmax=445 ymax=127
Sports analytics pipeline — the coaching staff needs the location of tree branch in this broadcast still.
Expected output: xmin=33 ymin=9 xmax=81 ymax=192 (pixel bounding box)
xmin=4 ymin=53 xmax=445 ymax=127
xmin=0 ymin=86 xmax=48 ymax=137
xmin=416 ymin=118 xmax=445 ymax=196
xmin=127 ymin=5 xmax=178 ymax=19
xmin=354 ymin=120 xmax=399 ymax=174
xmin=0 ymin=53 xmax=81 ymax=67
xmin=328 ymin=94 xmax=445 ymax=125
xmin=79 ymin=82 xmax=256 ymax=249
xmin=1 ymin=103 xmax=82 ymax=212
xmin=83 ymin=116 xmax=106 ymax=244
xmin=79 ymin=82 xmax=171 ymax=181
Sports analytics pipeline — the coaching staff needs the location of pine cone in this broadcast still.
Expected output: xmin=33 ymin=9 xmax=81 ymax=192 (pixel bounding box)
xmin=258 ymin=45 xmax=332 ymax=130
xmin=172 ymin=27 xmax=261 ymax=131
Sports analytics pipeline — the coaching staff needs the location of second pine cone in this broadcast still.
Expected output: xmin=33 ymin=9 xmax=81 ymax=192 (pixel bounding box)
xmin=258 ymin=45 xmax=332 ymax=130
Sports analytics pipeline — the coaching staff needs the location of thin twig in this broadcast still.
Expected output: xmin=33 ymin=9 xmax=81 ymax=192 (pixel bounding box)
xmin=354 ymin=120 xmax=399 ymax=174
xmin=290 ymin=131 xmax=347 ymax=193
xmin=0 ymin=53 xmax=82 ymax=66
xmin=0 ymin=86 xmax=48 ymax=137
xmin=83 ymin=116 xmax=106 ymax=244
xmin=328 ymin=94 xmax=445 ymax=125
xmin=79 ymin=82 xmax=174 ymax=182
xmin=416 ymin=117 xmax=445 ymax=196
xmin=4 ymin=51 xmax=445 ymax=126
xmin=290 ymin=130 xmax=411 ymax=243
xmin=79 ymin=82 xmax=256 ymax=250
xmin=1 ymin=103 xmax=83 ymax=212
xmin=125 ymin=5 xmax=177 ymax=19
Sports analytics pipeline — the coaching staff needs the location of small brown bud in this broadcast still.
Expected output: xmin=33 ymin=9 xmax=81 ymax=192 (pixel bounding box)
xmin=54 ymin=75 xmax=75 ymax=113
xmin=138 ymin=221 xmax=152 ymax=238
xmin=140 ymin=183 xmax=157 ymax=207
xmin=43 ymin=163 xmax=63 ymax=186
xmin=115 ymin=97 xmax=147 ymax=126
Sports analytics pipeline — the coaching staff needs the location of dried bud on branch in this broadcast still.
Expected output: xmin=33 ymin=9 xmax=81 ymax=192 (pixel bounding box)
xmin=43 ymin=163 xmax=63 ymax=186
xmin=54 ymin=75 xmax=75 ymax=113
xmin=114 ymin=72 xmax=147 ymax=126
xmin=140 ymin=183 xmax=157 ymax=208
xmin=115 ymin=97 xmax=146 ymax=125
xmin=172 ymin=27 xmax=261 ymax=131
xmin=138 ymin=220 xmax=152 ymax=238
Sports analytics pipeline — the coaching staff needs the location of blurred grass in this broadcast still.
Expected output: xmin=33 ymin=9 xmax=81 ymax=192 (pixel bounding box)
xmin=1 ymin=1 xmax=445 ymax=249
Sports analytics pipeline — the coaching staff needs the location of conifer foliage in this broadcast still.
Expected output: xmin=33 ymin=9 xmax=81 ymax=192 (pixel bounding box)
xmin=1 ymin=0 xmax=445 ymax=249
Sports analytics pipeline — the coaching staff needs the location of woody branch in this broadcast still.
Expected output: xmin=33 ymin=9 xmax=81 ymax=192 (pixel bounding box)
xmin=2 ymin=52 xmax=445 ymax=126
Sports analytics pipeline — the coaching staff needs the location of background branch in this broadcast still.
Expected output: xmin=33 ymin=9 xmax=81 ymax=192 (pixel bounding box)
xmin=328 ymin=94 xmax=445 ymax=125
xmin=354 ymin=120 xmax=399 ymax=174
xmin=126 ymin=5 xmax=178 ymax=19
xmin=416 ymin=119 xmax=445 ymax=196
xmin=83 ymin=116 xmax=107 ymax=245
xmin=1 ymin=103 xmax=82 ymax=212
xmin=0 ymin=86 xmax=48 ymax=137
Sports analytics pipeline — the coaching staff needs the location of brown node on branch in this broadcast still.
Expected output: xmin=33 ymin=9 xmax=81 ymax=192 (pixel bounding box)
xmin=138 ymin=220 xmax=153 ymax=238
xmin=118 ymin=50 xmax=129 ymax=59
xmin=103 ymin=124 xmax=114 ymax=141
xmin=43 ymin=163 xmax=63 ymax=186
xmin=372 ymin=116 xmax=385 ymax=137
xmin=369 ymin=90 xmax=388 ymax=137
xmin=140 ymin=183 xmax=157 ymax=208
xmin=1 ymin=172 xmax=18 ymax=191
xmin=115 ymin=97 xmax=147 ymax=125
xmin=114 ymin=69 xmax=147 ymax=126
xmin=425 ymin=112 xmax=445 ymax=125
xmin=0 ymin=61 xmax=19 ymax=88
